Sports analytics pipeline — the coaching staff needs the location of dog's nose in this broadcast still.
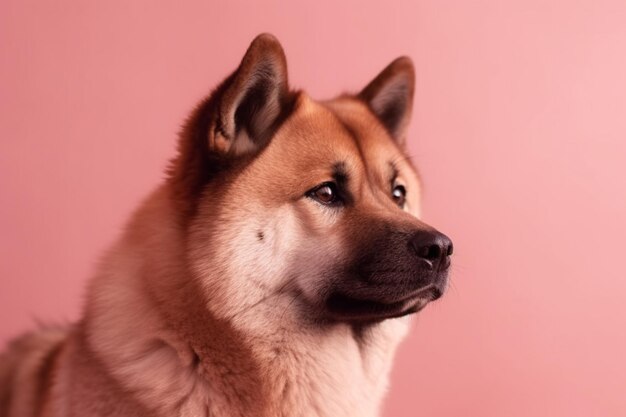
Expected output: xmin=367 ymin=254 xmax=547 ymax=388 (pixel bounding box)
xmin=410 ymin=231 xmax=453 ymax=270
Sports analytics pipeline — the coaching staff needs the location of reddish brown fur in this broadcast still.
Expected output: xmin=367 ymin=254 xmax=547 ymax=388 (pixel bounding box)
xmin=0 ymin=34 xmax=438 ymax=417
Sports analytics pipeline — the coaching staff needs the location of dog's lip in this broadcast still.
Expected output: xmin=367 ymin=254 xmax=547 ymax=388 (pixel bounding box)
xmin=324 ymin=286 xmax=439 ymax=322
xmin=393 ymin=284 xmax=441 ymax=303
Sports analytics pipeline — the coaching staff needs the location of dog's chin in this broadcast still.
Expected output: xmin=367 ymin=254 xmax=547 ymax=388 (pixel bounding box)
xmin=323 ymin=286 xmax=441 ymax=323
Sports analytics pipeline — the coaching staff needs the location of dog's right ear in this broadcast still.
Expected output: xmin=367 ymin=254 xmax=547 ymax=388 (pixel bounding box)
xmin=209 ymin=33 xmax=291 ymax=157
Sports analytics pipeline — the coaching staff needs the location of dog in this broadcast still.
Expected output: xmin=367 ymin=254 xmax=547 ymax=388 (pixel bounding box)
xmin=0 ymin=33 xmax=452 ymax=417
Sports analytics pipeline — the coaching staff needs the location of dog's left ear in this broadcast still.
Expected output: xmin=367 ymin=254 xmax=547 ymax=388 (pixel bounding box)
xmin=359 ymin=57 xmax=415 ymax=146
xmin=210 ymin=33 xmax=291 ymax=156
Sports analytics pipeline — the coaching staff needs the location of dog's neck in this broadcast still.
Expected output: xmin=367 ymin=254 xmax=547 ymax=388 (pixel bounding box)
xmin=186 ymin=297 xmax=407 ymax=417
xmin=86 ymin=277 xmax=405 ymax=417
xmin=82 ymin=188 xmax=408 ymax=417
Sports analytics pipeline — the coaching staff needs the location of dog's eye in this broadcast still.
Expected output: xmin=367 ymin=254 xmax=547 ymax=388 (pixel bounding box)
xmin=392 ymin=184 xmax=406 ymax=207
xmin=308 ymin=182 xmax=339 ymax=205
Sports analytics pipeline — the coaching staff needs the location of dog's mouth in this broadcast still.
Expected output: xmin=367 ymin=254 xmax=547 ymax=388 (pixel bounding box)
xmin=324 ymin=285 xmax=441 ymax=322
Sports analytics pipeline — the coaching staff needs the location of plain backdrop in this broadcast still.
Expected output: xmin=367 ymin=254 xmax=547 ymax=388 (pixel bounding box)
xmin=1 ymin=1 xmax=625 ymax=416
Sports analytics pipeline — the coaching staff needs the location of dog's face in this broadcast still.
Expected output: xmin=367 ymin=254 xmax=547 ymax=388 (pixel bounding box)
xmin=170 ymin=34 xmax=452 ymax=325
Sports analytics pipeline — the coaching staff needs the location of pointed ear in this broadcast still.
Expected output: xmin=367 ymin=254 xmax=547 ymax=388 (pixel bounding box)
xmin=358 ymin=57 xmax=415 ymax=145
xmin=210 ymin=33 xmax=291 ymax=156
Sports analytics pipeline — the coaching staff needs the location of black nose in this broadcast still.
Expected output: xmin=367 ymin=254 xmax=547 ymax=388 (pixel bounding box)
xmin=410 ymin=230 xmax=453 ymax=270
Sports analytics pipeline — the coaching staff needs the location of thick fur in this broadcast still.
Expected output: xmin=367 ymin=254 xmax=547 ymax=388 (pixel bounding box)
xmin=1 ymin=34 xmax=447 ymax=417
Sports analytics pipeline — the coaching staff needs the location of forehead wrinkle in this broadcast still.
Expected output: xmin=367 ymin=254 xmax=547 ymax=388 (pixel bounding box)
xmin=389 ymin=160 xmax=399 ymax=184
xmin=322 ymin=101 xmax=394 ymax=201
xmin=332 ymin=162 xmax=349 ymax=184
xmin=325 ymin=113 xmax=373 ymax=202
xmin=332 ymin=117 xmax=369 ymax=176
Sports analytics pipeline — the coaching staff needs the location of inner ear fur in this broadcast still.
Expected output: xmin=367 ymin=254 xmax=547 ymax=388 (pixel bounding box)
xmin=358 ymin=56 xmax=415 ymax=145
xmin=211 ymin=33 xmax=292 ymax=156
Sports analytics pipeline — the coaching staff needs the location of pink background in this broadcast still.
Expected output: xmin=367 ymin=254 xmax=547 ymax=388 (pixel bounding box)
xmin=1 ymin=1 xmax=625 ymax=416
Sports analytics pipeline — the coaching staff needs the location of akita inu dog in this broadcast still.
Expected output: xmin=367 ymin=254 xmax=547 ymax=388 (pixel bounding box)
xmin=0 ymin=34 xmax=452 ymax=417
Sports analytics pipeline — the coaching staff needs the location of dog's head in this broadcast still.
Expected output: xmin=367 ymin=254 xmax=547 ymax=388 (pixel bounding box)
xmin=169 ymin=34 xmax=452 ymax=324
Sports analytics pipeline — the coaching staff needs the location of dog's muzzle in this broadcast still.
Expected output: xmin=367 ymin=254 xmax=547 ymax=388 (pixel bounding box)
xmin=323 ymin=228 xmax=453 ymax=323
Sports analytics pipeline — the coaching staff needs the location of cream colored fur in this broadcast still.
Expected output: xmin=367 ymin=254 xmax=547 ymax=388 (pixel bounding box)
xmin=1 ymin=185 xmax=409 ymax=417
xmin=0 ymin=34 xmax=428 ymax=417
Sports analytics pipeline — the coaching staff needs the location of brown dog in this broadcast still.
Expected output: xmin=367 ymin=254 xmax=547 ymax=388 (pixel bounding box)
xmin=0 ymin=34 xmax=452 ymax=417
